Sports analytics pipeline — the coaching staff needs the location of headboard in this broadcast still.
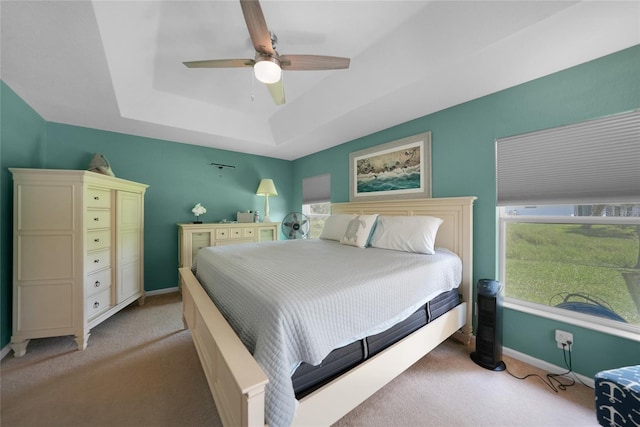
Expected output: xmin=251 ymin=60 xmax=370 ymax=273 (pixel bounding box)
xmin=331 ymin=196 xmax=477 ymax=338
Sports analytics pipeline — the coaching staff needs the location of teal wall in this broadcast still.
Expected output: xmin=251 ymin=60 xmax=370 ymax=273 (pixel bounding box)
xmin=2 ymin=46 xmax=638 ymax=377
xmin=293 ymin=45 xmax=640 ymax=377
xmin=0 ymin=81 xmax=293 ymax=349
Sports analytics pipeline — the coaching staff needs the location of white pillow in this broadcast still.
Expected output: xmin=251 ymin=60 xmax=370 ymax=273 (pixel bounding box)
xmin=340 ymin=214 xmax=379 ymax=248
xmin=320 ymin=214 xmax=356 ymax=241
xmin=369 ymin=215 xmax=443 ymax=254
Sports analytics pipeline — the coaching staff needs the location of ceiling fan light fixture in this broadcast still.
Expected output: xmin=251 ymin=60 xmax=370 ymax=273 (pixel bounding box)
xmin=254 ymin=57 xmax=281 ymax=84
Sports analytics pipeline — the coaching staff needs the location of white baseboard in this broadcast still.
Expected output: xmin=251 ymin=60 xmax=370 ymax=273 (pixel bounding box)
xmin=1 ymin=343 xmax=12 ymax=360
xmin=145 ymin=286 xmax=179 ymax=297
xmin=503 ymin=346 xmax=594 ymax=388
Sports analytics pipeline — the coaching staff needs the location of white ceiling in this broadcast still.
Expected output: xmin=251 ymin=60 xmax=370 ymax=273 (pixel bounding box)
xmin=1 ymin=1 xmax=638 ymax=161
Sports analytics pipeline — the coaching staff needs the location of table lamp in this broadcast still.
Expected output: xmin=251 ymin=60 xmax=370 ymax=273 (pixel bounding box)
xmin=256 ymin=179 xmax=278 ymax=222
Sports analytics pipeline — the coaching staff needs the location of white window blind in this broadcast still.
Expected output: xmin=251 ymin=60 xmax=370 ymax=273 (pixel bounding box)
xmin=302 ymin=174 xmax=331 ymax=204
xmin=496 ymin=110 xmax=640 ymax=206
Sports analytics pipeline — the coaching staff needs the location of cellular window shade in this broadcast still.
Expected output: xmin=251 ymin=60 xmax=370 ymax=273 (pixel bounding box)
xmin=302 ymin=174 xmax=331 ymax=204
xmin=496 ymin=110 xmax=640 ymax=206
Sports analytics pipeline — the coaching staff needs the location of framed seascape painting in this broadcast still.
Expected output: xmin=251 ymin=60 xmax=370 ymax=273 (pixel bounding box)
xmin=349 ymin=132 xmax=431 ymax=202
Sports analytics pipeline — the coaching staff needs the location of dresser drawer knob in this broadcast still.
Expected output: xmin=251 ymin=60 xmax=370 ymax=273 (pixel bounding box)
xmin=94 ymin=238 xmax=100 ymax=243
xmin=93 ymin=302 xmax=100 ymax=309
xmin=94 ymin=196 xmax=100 ymax=200
xmin=94 ymin=217 xmax=100 ymax=222
xmin=94 ymin=281 xmax=101 ymax=288
xmin=94 ymin=259 xmax=100 ymax=264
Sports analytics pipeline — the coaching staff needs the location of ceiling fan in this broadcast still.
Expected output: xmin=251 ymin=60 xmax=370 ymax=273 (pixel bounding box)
xmin=183 ymin=0 xmax=350 ymax=105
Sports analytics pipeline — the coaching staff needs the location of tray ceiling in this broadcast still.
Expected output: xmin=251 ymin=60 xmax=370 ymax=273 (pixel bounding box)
xmin=1 ymin=1 xmax=638 ymax=160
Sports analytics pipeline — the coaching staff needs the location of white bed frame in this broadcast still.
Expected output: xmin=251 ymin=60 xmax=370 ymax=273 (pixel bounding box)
xmin=179 ymin=196 xmax=476 ymax=427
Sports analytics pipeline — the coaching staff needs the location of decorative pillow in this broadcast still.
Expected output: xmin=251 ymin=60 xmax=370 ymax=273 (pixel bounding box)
xmin=319 ymin=214 xmax=356 ymax=241
xmin=340 ymin=214 xmax=379 ymax=248
xmin=369 ymin=215 xmax=443 ymax=254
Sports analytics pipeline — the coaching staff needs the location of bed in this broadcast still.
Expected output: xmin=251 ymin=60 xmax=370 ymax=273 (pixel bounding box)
xmin=179 ymin=196 xmax=476 ymax=426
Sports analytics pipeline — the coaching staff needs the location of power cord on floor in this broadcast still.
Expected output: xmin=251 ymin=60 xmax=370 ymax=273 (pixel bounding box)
xmin=504 ymin=342 xmax=576 ymax=393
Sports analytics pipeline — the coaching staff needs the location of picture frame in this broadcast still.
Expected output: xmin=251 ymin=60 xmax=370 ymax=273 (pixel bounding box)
xmin=349 ymin=132 xmax=431 ymax=202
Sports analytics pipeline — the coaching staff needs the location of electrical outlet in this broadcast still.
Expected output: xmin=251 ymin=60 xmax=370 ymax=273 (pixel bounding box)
xmin=555 ymin=329 xmax=573 ymax=349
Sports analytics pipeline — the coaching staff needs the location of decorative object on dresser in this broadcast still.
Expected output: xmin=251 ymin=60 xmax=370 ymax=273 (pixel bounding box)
xmin=9 ymin=168 xmax=148 ymax=357
xmin=236 ymin=211 xmax=254 ymax=223
xmin=191 ymin=203 xmax=207 ymax=223
xmin=256 ymin=178 xmax=278 ymax=222
xmin=87 ymin=153 xmax=115 ymax=177
xmin=177 ymin=221 xmax=279 ymax=269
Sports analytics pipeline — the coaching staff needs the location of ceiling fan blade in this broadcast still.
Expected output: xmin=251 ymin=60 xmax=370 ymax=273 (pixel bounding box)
xmin=267 ymin=79 xmax=286 ymax=105
xmin=280 ymin=55 xmax=350 ymax=71
xmin=183 ymin=59 xmax=254 ymax=68
xmin=239 ymin=0 xmax=274 ymax=56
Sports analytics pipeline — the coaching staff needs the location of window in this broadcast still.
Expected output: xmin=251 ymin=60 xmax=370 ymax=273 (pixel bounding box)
xmin=302 ymin=202 xmax=331 ymax=238
xmin=496 ymin=110 xmax=640 ymax=338
xmin=499 ymin=204 xmax=640 ymax=333
xmin=302 ymin=174 xmax=331 ymax=238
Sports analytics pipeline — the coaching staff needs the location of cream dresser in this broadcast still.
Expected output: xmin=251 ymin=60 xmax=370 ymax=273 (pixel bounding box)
xmin=10 ymin=168 xmax=148 ymax=356
xmin=178 ymin=222 xmax=279 ymax=269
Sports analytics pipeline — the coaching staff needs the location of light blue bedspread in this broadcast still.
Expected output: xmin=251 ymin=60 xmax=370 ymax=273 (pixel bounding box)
xmin=195 ymin=239 xmax=461 ymax=427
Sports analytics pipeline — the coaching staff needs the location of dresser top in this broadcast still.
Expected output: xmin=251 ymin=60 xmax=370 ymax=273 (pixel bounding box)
xmin=9 ymin=168 xmax=149 ymax=191
xmin=178 ymin=222 xmax=279 ymax=228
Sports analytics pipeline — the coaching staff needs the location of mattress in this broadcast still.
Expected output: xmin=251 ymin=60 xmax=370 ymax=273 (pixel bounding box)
xmin=292 ymin=288 xmax=460 ymax=398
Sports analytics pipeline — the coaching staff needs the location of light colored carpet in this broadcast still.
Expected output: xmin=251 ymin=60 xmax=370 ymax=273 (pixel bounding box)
xmin=1 ymin=292 xmax=597 ymax=427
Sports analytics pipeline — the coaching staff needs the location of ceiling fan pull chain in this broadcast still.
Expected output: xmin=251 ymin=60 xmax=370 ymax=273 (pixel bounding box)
xmin=250 ymin=70 xmax=255 ymax=101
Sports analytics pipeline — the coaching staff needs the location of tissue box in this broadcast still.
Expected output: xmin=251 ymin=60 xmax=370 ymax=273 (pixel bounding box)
xmin=237 ymin=212 xmax=254 ymax=223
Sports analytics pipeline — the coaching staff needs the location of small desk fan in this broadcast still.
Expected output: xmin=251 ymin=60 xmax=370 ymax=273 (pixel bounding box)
xmin=282 ymin=212 xmax=309 ymax=239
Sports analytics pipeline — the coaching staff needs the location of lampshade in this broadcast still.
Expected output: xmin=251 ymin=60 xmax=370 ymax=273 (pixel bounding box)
xmin=254 ymin=57 xmax=281 ymax=84
xmin=256 ymin=179 xmax=278 ymax=196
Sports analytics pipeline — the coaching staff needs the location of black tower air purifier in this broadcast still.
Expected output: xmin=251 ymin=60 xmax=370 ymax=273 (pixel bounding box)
xmin=470 ymin=279 xmax=506 ymax=371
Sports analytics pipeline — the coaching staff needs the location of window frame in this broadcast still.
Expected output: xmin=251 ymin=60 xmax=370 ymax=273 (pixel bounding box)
xmin=498 ymin=207 xmax=640 ymax=342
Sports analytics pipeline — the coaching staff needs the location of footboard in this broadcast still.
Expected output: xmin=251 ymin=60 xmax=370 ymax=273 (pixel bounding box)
xmin=180 ymin=267 xmax=268 ymax=427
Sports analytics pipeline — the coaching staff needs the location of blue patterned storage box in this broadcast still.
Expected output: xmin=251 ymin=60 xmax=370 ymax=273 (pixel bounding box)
xmin=595 ymin=365 xmax=640 ymax=427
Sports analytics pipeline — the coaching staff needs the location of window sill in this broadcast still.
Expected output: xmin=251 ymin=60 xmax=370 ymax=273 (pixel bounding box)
xmin=504 ymin=298 xmax=640 ymax=343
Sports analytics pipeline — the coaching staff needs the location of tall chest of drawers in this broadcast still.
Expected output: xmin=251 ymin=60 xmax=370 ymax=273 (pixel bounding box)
xmin=9 ymin=168 xmax=148 ymax=356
